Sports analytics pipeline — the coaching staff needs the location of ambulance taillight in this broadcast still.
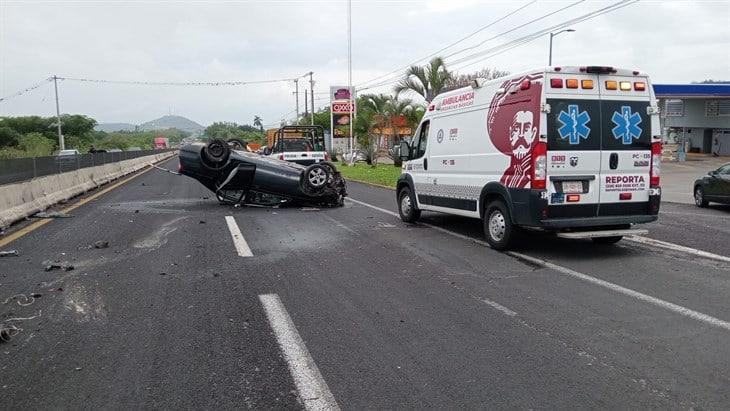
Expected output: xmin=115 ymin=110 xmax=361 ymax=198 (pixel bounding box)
xmin=531 ymin=142 xmax=547 ymax=190
xmin=650 ymin=142 xmax=661 ymax=187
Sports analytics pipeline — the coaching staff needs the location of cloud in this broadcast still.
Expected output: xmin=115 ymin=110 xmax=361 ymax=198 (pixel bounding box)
xmin=1 ymin=0 xmax=728 ymax=126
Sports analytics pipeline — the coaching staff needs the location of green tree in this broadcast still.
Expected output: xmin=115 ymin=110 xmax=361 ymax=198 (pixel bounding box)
xmin=18 ymin=132 xmax=55 ymax=157
xmin=253 ymin=115 xmax=263 ymax=130
xmin=444 ymin=67 xmax=510 ymax=92
xmin=0 ymin=126 xmax=21 ymax=147
xmin=394 ymin=56 xmax=451 ymax=103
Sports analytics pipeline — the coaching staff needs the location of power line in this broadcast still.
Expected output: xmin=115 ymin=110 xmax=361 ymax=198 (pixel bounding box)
xmin=55 ymin=76 xmax=296 ymax=87
xmin=0 ymin=77 xmax=53 ymax=103
xmin=357 ymin=0 xmax=637 ymax=93
xmin=354 ymin=0 xmax=537 ymax=89
xmin=356 ymin=0 xmax=586 ymax=92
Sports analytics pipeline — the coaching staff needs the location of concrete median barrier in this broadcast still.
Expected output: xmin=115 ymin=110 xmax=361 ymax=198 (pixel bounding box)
xmin=0 ymin=151 xmax=176 ymax=229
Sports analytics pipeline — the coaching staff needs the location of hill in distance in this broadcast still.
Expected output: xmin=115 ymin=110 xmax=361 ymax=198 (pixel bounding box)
xmin=139 ymin=115 xmax=204 ymax=134
xmin=96 ymin=115 xmax=205 ymax=134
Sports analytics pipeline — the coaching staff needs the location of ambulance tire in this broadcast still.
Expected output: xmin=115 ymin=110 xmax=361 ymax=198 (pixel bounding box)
xmin=592 ymin=236 xmax=623 ymax=245
xmin=484 ymin=200 xmax=519 ymax=251
xmin=398 ymin=186 xmax=421 ymax=223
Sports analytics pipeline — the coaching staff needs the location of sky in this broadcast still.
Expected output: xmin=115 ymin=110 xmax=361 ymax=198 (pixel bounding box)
xmin=1 ymin=0 xmax=729 ymax=127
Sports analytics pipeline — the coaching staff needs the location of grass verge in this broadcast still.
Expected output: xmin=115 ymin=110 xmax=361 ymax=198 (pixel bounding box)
xmin=333 ymin=161 xmax=401 ymax=188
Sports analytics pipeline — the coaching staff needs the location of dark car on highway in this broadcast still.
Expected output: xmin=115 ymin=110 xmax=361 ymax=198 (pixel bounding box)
xmin=178 ymin=139 xmax=347 ymax=207
xmin=694 ymin=162 xmax=730 ymax=207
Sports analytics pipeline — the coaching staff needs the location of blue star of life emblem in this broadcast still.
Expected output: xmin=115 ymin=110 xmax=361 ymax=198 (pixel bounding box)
xmin=611 ymin=106 xmax=642 ymax=144
xmin=557 ymin=104 xmax=591 ymax=145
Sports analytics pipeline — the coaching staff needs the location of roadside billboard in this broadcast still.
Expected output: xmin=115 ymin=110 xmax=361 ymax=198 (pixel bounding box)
xmin=330 ymin=86 xmax=355 ymax=153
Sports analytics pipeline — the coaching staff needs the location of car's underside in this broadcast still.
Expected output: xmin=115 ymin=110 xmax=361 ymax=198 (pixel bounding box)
xmin=178 ymin=139 xmax=347 ymax=208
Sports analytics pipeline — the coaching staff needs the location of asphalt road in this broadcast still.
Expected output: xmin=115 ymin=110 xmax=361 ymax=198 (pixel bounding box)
xmin=1 ymin=156 xmax=729 ymax=409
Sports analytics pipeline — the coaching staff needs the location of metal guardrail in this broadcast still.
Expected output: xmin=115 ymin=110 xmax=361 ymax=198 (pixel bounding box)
xmin=0 ymin=149 xmax=175 ymax=186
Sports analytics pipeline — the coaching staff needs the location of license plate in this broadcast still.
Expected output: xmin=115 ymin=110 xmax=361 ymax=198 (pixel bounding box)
xmin=562 ymin=181 xmax=583 ymax=193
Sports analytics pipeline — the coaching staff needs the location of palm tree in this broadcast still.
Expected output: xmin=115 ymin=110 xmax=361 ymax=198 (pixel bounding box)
xmin=253 ymin=115 xmax=263 ymax=131
xmin=394 ymin=57 xmax=451 ymax=103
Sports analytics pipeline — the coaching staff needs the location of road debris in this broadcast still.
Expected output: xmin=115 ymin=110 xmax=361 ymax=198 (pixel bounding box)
xmin=93 ymin=241 xmax=110 ymax=249
xmin=34 ymin=211 xmax=72 ymax=219
xmin=0 ymin=324 xmax=21 ymax=343
xmin=43 ymin=260 xmax=75 ymax=272
xmin=199 ymin=220 xmax=206 ymax=224
xmin=2 ymin=294 xmax=37 ymax=306
xmin=0 ymin=250 xmax=19 ymax=257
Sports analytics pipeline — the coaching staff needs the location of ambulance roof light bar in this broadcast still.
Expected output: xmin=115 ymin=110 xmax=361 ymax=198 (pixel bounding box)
xmin=582 ymin=66 xmax=617 ymax=74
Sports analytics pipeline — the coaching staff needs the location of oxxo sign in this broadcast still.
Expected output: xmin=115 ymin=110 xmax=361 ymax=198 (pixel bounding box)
xmin=332 ymin=102 xmax=354 ymax=113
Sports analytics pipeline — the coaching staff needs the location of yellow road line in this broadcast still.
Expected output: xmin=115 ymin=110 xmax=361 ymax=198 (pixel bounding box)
xmin=0 ymin=163 xmax=158 ymax=248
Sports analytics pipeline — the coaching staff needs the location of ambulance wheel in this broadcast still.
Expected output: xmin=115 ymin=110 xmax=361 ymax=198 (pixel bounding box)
xmin=694 ymin=186 xmax=709 ymax=207
xmin=398 ymin=186 xmax=420 ymax=223
xmin=592 ymin=236 xmax=623 ymax=245
xmin=484 ymin=200 xmax=518 ymax=250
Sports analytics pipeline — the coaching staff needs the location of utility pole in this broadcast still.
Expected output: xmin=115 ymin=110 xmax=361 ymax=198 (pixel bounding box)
xmin=293 ymin=79 xmax=300 ymax=125
xmin=309 ymin=72 xmax=315 ymax=125
xmin=53 ymin=75 xmax=64 ymax=151
xmin=347 ymin=0 xmax=353 ymax=160
xmin=304 ymin=89 xmax=309 ymax=120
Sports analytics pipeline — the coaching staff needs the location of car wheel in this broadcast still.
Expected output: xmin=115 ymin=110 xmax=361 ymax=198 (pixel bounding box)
xmin=592 ymin=236 xmax=623 ymax=245
xmin=694 ymin=186 xmax=709 ymax=207
xmin=304 ymin=164 xmax=330 ymax=190
xmin=483 ymin=200 xmax=518 ymax=250
xmin=201 ymin=139 xmax=230 ymax=170
xmin=398 ymin=186 xmax=420 ymax=223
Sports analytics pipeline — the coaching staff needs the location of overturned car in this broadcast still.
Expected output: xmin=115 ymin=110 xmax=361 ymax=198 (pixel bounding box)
xmin=179 ymin=139 xmax=347 ymax=207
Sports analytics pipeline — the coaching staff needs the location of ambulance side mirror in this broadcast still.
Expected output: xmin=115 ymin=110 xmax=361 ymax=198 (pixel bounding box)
xmin=399 ymin=141 xmax=411 ymax=161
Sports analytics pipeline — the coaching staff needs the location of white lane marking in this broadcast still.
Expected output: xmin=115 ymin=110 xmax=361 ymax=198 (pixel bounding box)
xmin=625 ymin=236 xmax=730 ymax=264
xmin=507 ymin=251 xmax=730 ymax=331
xmin=225 ymin=216 xmax=253 ymax=257
xmin=479 ymin=298 xmax=517 ymax=317
xmin=259 ymin=294 xmax=340 ymax=411
xmin=347 ymin=197 xmax=398 ymax=217
xmin=348 ymin=197 xmax=730 ymax=332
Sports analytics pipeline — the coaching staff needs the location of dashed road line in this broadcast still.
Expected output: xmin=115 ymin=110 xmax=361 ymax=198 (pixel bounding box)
xmin=625 ymin=235 xmax=730 ymax=263
xmin=259 ymin=293 xmax=340 ymax=411
xmin=347 ymin=197 xmax=730 ymax=332
xmin=225 ymin=216 xmax=253 ymax=257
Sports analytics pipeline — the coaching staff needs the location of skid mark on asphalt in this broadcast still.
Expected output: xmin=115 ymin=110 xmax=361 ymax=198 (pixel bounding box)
xmin=225 ymin=216 xmax=253 ymax=257
xmin=320 ymin=214 xmax=357 ymax=235
xmin=347 ymin=197 xmax=730 ymax=332
xmin=259 ymin=293 xmax=340 ymax=411
xmin=133 ymin=216 xmax=188 ymax=250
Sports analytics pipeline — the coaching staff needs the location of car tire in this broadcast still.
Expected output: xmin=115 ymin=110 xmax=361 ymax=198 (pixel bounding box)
xmin=694 ymin=186 xmax=709 ymax=207
xmin=303 ymin=164 xmax=331 ymax=190
xmin=592 ymin=236 xmax=623 ymax=245
xmin=398 ymin=186 xmax=420 ymax=223
xmin=483 ymin=200 xmax=519 ymax=251
xmin=201 ymin=139 xmax=230 ymax=170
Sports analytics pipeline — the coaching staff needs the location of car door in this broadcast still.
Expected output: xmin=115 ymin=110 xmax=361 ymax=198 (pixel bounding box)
xmin=546 ymin=79 xmax=602 ymax=218
xmin=407 ymin=120 xmax=430 ymax=208
xmin=597 ymin=76 xmax=653 ymax=215
xmin=708 ymin=164 xmax=730 ymax=202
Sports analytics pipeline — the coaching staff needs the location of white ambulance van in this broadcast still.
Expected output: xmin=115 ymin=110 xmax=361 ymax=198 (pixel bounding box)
xmin=397 ymin=66 xmax=661 ymax=250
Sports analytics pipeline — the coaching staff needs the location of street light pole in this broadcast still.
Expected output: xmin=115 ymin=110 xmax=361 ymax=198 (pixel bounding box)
xmin=348 ymin=0 xmax=354 ymax=164
xmin=53 ymin=75 xmax=64 ymax=151
xmin=309 ymin=72 xmax=315 ymax=125
xmin=548 ymin=29 xmax=575 ymax=66
xmin=293 ymin=79 xmax=299 ymax=125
